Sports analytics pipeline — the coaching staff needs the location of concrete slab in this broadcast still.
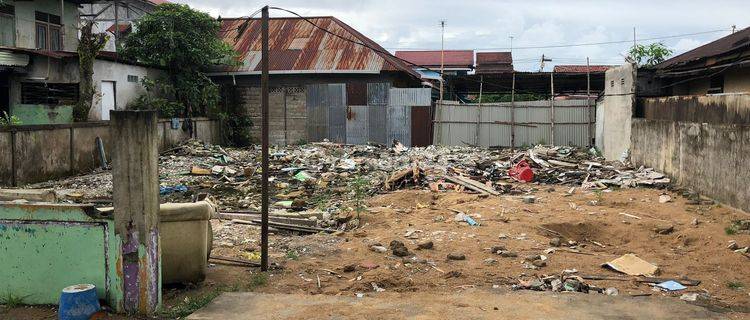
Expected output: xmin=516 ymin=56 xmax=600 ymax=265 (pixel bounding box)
xmin=187 ymin=290 xmax=726 ymax=320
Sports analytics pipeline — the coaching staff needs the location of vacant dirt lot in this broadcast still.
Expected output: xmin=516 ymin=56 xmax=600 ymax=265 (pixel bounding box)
xmin=6 ymin=186 xmax=749 ymax=319
xmin=206 ymin=186 xmax=750 ymax=316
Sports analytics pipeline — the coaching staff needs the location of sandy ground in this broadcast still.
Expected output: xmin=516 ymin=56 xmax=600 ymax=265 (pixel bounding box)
xmin=5 ymin=187 xmax=750 ymax=319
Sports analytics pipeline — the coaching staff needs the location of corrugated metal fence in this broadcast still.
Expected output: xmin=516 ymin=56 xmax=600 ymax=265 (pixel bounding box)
xmin=434 ymin=100 xmax=595 ymax=147
xmin=307 ymin=84 xmax=431 ymax=146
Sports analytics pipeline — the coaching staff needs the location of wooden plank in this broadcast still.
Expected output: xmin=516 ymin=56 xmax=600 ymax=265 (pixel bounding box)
xmin=444 ymin=175 xmax=500 ymax=196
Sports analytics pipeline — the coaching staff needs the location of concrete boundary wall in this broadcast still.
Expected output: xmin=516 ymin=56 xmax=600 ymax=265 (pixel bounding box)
xmin=631 ymin=119 xmax=750 ymax=212
xmin=0 ymin=118 xmax=223 ymax=186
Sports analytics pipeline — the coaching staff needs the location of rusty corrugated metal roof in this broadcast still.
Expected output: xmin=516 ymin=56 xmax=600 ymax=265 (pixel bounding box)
xmin=218 ymin=16 xmax=419 ymax=78
xmin=475 ymin=52 xmax=513 ymax=74
xmin=394 ymin=50 xmax=474 ymax=68
xmin=654 ymin=27 xmax=750 ymax=71
xmin=553 ymin=65 xmax=613 ymax=73
xmin=476 ymin=52 xmax=512 ymax=64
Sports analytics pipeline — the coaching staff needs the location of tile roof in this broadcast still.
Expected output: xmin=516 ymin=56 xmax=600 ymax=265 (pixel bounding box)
xmin=654 ymin=26 xmax=750 ymax=71
xmin=217 ymin=16 xmax=418 ymax=78
xmin=394 ymin=50 xmax=474 ymax=68
xmin=553 ymin=65 xmax=614 ymax=73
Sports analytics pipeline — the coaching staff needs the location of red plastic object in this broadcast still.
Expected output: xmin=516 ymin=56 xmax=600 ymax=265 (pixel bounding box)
xmin=509 ymin=160 xmax=534 ymax=182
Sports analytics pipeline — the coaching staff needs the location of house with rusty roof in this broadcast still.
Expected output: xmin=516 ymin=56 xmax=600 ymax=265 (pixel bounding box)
xmin=394 ymin=50 xmax=474 ymax=77
xmin=475 ymin=52 xmax=513 ymax=74
xmin=211 ymin=16 xmax=431 ymax=146
xmin=553 ymin=65 xmax=614 ymax=73
xmin=649 ymin=26 xmax=750 ymax=95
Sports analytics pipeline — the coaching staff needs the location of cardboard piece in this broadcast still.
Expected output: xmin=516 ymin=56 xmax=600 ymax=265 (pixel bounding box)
xmin=602 ymin=253 xmax=659 ymax=276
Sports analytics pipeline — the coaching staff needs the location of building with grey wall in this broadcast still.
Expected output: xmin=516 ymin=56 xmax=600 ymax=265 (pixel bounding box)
xmin=0 ymin=0 xmax=166 ymax=124
xmin=212 ymin=16 xmax=429 ymax=146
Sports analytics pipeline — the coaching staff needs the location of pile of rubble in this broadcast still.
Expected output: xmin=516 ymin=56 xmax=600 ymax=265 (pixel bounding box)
xmin=29 ymin=139 xmax=671 ymax=230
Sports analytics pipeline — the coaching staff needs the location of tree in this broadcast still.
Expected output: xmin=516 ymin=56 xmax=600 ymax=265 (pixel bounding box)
xmin=76 ymin=21 xmax=108 ymax=121
xmin=628 ymin=42 xmax=673 ymax=67
xmin=122 ymin=3 xmax=235 ymax=117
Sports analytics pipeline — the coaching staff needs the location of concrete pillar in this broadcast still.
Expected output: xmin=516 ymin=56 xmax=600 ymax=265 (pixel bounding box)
xmin=110 ymin=110 xmax=161 ymax=314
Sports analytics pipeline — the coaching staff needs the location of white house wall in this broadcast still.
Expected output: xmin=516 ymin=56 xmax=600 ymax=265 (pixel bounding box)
xmin=88 ymin=59 xmax=167 ymax=120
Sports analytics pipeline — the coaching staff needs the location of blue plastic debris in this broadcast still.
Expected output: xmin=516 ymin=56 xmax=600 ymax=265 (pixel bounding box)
xmin=160 ymin=185 xmax=188 ymax=195
xmin=656 ymin=280 xmax=686 ymax=291
xmin=463 ymin=215 xmax=480 ymax=226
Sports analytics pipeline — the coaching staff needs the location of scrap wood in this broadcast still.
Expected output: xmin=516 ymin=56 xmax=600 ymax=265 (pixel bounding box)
xmin=537 ymin=226 xmax=563 ymax=237
xmin=548 ymin=159 xmax=577 ymax=168
xmin=580 ymin=274 xmax=700 ymax=286
xmin=384 ymin=165 xmax=420 ymax=190
xmin=209 ymin=255 xmax=260 ymax=267
xmin=528 ymin=149 xmax=550 ymax=168
xmin=231 ymin=218 xmax=334 ymax=234
xmin=619 ymin=212 xmax=642 ymax=220
xmin=444 ymin=175 xmax=500 ymax=196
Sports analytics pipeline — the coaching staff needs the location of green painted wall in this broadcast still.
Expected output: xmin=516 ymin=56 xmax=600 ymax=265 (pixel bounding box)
xmin=0 ymin=203 xmax=123 ymax=308
xmin=10 ymin=104 xmax=73 ymax=125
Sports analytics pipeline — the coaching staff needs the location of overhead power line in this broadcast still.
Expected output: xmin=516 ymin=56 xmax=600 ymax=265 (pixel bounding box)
xmin=384 ymin=29 xmax=731 ymax=51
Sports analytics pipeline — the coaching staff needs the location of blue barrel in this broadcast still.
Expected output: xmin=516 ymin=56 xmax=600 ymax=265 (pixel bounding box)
xmin=58 ymin=284 xmax=101 ymax=320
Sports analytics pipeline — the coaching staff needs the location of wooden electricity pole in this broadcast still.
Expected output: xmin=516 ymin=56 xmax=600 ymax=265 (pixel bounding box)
xmin=260 ymin=5 xmax=270 ymax=272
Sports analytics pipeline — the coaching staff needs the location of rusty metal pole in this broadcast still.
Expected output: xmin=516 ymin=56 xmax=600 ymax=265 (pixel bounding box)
xmin=260 ymin=5 xmax=270 ymax=271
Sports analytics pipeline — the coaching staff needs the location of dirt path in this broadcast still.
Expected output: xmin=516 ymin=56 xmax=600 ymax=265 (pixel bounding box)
xmin=187 ymin=290 xmax=724 ymax=320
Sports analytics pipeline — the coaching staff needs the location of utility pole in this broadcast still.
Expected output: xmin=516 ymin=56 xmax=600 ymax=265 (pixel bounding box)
xmin=260 ymin=5 xmax=270 ymax=272
xmin=633 ymin=27 xmax=636 ymax=48
xmin=439 ymin=20 xmax=446 ymax=104
xmin=509 ymin=35 xmax=513 ymax=55
xmin=586 ymin=57 xmax=592 ymax=146
xmin=539 ymin=54 xmax=551 ymax=72
xmin=732 ymin=25 xmax=736 ymax=33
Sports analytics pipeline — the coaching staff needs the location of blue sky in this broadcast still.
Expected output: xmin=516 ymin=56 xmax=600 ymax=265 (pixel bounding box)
xmin=175 ymin=0 xmax=749 ymax=71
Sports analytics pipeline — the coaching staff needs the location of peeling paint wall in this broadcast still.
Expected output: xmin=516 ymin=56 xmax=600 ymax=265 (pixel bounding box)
xmin=631 ymin=119 xmax=750 ymax=212
xmin=0 ymin=203 xmax=123 ymax=307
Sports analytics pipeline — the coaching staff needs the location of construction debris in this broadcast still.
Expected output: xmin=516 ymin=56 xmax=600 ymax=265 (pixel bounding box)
xmin=603 ymin=254 xmax=659 ymax=276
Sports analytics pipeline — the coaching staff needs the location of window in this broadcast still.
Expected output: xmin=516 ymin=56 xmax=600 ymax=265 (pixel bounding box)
xmin=21 ymin=82 xmax=79 ymax=106
xmin=0 ymin=4 xmax=14 ymax=46
xmin=708 ymin=74 xmax=724 ymax=94
xmin=127 ymin=75 xmax=139 ymax=83
xmin=35 ymin=11 xmax=62 ymax=50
